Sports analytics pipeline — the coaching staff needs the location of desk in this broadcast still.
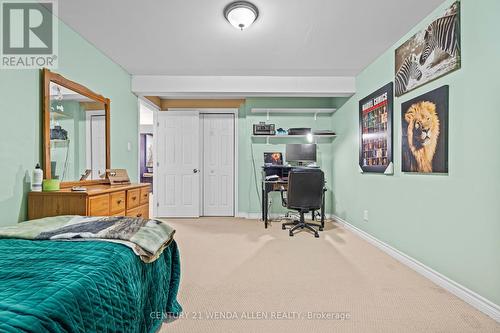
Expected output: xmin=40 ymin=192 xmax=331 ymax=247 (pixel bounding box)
xmin=261 ymin=165 xmax=325 ymax=229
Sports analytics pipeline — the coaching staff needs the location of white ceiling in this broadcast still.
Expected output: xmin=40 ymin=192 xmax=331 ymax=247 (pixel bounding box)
xmin=57 ymin=0 xmax=443 ymax=77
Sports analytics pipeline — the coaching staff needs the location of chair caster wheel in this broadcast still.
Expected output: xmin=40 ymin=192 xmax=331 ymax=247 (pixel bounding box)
xmin=282 ymin=224 xmax=286 ymax=230
xmin=319 ymin=227 xmax=323 ymax=231
xmin=289 ymin=231 xmax=294 ymax=237
xmin=315 ymin=233 xmax=319 ymax=238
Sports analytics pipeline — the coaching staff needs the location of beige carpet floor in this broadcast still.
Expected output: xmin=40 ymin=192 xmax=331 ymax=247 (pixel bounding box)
xmin=159 ymin=217 xmax=499 ymax=333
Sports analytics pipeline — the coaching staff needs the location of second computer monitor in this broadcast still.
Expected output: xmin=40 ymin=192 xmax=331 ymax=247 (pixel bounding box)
xmin=285 ymin=144 xmax=317 ymax=163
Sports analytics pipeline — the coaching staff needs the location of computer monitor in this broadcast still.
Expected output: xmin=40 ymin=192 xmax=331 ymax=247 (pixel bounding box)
xmin=264 ymin=152 xmax=283 ymax=166
xmin=285 ymin=144 xmax=317 ymax=163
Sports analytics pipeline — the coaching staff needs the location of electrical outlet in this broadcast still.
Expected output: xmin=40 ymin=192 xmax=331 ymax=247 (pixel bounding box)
xmin=363 ymin=210 xmax=369 ymax=222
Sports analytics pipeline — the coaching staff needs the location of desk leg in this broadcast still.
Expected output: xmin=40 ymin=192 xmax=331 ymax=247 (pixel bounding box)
xmin=321 ymin=191 xmax=325 ymax=229
xmin=263 ymin=189 xmax=268 ymax=229
xmin=261 ymin=186 xmax=265 ymax=223
xmin=262 ymin=184 xmax=267 ymax=228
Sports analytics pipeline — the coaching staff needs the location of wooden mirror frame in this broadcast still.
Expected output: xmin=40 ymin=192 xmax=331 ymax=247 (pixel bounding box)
xmin=42 ymin=68 xmax=111 ymax=186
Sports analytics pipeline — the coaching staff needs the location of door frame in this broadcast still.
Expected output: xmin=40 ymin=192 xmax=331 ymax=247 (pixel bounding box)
xmin=138 ymin=98 xmax=159 ymax=218
xmin=138 ymin=98 xmax=159 ymax=183
xmin=164 ymin=108 xmax=239 ymax=217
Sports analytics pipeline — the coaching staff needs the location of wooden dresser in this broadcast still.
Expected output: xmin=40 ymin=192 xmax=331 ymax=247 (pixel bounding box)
xmin=28 ymin=183 xmax=151 ymax=220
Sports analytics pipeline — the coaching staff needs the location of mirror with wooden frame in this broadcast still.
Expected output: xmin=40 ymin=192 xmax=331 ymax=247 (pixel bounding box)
xmin=42 ymin=69 xmax=110 ymax=185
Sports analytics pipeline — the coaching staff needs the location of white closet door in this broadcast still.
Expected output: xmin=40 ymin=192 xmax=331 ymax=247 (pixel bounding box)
xmin=157 ymin=111 xmax=200 ymax=217
xmin=202 ymin=114 xmax=234 ymax=216
xmin=86 ymin=111 xmax=106 ymax=180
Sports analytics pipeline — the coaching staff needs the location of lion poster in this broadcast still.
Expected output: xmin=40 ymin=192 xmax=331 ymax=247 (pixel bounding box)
xmin=401 ymin=85 xmax=449 ymax=173
xmin=394 ymin=1 xmax=460 ymax=97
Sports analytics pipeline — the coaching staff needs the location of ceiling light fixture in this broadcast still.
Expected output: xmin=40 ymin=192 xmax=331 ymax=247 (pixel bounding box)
xmin=224 ymin=1 xmax=259 ymax=31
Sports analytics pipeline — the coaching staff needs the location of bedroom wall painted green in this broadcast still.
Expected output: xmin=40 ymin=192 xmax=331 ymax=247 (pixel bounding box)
xmin=331 ymin=0 xmax=500 ymax=306
xmin=237 ymin=97 xmax=346 ymax=216
xmin=0 ymin=17 xmax=138 ymax=225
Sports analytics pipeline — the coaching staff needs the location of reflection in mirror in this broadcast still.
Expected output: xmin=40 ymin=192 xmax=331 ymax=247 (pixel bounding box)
xmin=49 ymin=82 xmax=106 ymax=181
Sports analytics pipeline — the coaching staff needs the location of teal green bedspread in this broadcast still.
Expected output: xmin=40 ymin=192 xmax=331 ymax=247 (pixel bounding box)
xmin=0 ymin=239 xmax=182 ymax=333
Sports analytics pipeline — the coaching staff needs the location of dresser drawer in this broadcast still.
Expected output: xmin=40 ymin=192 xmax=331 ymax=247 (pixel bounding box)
xmin=127 ymin=189 xmax=140 ymax=209
xmin=110 ymin=191 xmax=126 ymax=214
xmin=88 ymin=194 xmax=110 ymax=216
xmin=126 ymin=204 xmax=149 ymax=219
xmin=141 ymin=203 xmax=149 ymax=219
xmin=140 ymin=187 xmax=150 ymax=205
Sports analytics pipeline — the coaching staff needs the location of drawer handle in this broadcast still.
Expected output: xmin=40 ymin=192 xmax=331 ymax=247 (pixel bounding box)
xmin=132 ymin=196 xmax=137 ymax=200
xmin=117 ymin=200 xmax=122 ymax=204
xmin=136 ymin=213 xmax=142 ymax=217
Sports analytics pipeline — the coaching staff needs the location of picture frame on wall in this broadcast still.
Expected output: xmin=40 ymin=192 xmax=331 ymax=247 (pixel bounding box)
xmin=359 ymin=82 xmax=394 ymax=174
xmin=401 ymin=85 xmax=449 ymax=174
xmin=394 ymin=1 xmax=460 ymax=97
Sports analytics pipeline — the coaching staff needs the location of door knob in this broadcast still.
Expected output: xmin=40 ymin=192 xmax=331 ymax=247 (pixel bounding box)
xmin=193 ymin=169 xmax=200 ymax=173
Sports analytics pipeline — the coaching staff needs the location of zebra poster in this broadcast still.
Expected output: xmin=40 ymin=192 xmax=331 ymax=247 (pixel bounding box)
xmin=359 ymin=82 xmax=393 ymax=174
xmin=394 ymin=1 xmax=460 ymax=97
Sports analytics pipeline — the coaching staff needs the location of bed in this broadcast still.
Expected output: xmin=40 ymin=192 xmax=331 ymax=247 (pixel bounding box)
xmin=0 ymin=218 xmax=182 ymax=333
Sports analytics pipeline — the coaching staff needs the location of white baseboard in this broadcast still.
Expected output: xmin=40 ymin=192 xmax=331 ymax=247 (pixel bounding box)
xmin=332 ymin=215 xmax=500 ymax=323
xmin=236 ymin=212 xmax=253 ymax=219
xmin=236 ymin=212 xmax=334 ymax=220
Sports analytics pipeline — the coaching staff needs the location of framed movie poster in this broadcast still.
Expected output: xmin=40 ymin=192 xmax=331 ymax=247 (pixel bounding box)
xmin=359 ymin=82 xmax=393 ymax=173
xmin=401 ymin=85 xmax=449 ymax=173
xmin=394 ymin=1 xmax=460 ymax=97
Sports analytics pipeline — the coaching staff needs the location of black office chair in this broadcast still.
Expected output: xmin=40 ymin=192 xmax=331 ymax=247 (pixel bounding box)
xmin=280 ymin=168 xmax=324 ymax=238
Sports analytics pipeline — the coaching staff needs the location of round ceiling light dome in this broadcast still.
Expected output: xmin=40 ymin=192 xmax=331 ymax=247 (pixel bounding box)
xmin=224 ymin=1 xmax=259 ymax=31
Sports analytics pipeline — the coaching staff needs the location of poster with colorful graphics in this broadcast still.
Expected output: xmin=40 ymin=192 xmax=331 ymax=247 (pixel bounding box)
xmin=359 ymin=82 xmax=393 ymax=174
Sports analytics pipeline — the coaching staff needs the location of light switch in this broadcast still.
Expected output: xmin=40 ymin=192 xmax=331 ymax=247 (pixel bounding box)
xmin=127 ymin=142 xmax=132 ymax=151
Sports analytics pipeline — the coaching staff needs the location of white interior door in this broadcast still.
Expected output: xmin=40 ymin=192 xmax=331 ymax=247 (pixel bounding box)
xmin=86 ymin=111 xmax=106 ymax=179
xmin=157 ymin=111 xmax=200 ymax=217
xmin=202 ymin=114 xmax=234 ymax=216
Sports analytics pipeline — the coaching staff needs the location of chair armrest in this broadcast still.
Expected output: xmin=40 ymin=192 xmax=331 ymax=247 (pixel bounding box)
xmin=280 ymin=186 xmax=287 ymax=207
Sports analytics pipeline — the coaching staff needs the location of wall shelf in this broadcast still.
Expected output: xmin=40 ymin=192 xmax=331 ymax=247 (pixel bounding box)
xmin=50 ymin=139 xmax=70 ymax=148
xmin=251 ymin=134 xmax=336 ymax=144
xmin=250 ymin=108 xmax=336 ymax=120
xmin=50 ymin=110 xmax=72 ymax=120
